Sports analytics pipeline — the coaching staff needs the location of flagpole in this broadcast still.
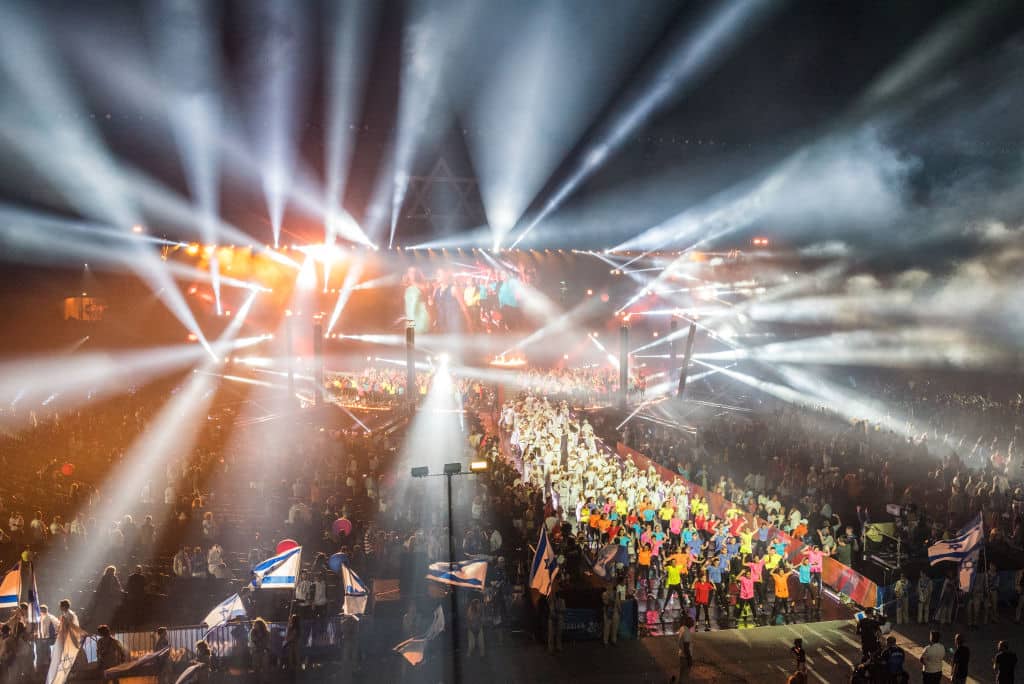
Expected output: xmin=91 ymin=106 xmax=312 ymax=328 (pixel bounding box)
xmin=982 ymin=509 xmax=989 ymax=621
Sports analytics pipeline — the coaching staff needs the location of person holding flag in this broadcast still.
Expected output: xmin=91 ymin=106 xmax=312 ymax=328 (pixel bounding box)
xmin=393 ymin=604 xmax=445 ymax=666
xmin=46 ymin=599 xmax=86 ymax=684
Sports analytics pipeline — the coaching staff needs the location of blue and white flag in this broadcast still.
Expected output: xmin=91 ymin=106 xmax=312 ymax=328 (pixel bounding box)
xmin=0 ymin=563 xmax=21 ymax=609
xmin=959 ymin=547 xmax=981 ymax=592
xmin=393 ymin=605 xmax=445 ymax=666
xmin=426 ymin=560 xmax=488 ymax=590
xmin=202 ymin=593 xmax=247 ymax=632
xmin=928 ymin=514 xmax=983 ymax=566
xmin=530 ymin=527 xmax=559 ymax=595
xmin=341 ymin=565 xmax=368 ymax=615
xmin=250 ymin=546 xmax=302 ymax=589
xmin=46 ymin=622 xmax=85 ymax=684
xmin=590 ymin=543 xmax=618 ymax=580
xmin=28 ymin=566 xmax=41 ymax=626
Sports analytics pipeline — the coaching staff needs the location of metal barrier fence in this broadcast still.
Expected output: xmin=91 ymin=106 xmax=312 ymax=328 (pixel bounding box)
xmin=79 ymin=616 xmax=349 ymax=664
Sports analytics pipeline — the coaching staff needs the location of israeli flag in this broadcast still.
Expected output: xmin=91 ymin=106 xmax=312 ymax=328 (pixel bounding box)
xmin=250 ymin=546 xmax=302 ymax=589
xmin=928 ymin=514 xmax=983 ymax=566
xmin=426 ymin=560 xmax=488 ymax=590
xmin=530 ymin=527 xmax=559 ymax=595
xmin=202 ymin=593 xmax=247 ymax=632
xmin=28 ymin=566 xmax=41 ymax=626
xmin=0 ymin=563 xmax=21 ymax=608
xmin=341 ymin=565 xmax=368 ymax=615
xmin=959 ymin=547 xmax=981 ymax=592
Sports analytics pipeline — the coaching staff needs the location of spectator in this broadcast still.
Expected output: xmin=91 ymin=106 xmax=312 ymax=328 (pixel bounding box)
xmin=920 ymin=631 xmax=945 ymax=684
xmin=951 ymin=633 xmax=970 ymax=684
xmin=994 ymin=640 xmax=1017 ymax=684
xmin=96 ymin=624 xmax=128 ymax=671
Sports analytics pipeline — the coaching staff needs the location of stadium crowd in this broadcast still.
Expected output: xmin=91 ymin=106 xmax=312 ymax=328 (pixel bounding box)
xmin=0 ymin=365 xmax=1022 ymax=682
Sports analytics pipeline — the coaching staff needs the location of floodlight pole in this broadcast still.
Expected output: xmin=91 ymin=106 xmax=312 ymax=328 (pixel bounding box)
xmin=313 ymin=321 xmax=324 ymax=407
xmin=411 ymin=464 xmax=487 ymax=684
xmin=285 ymin=315 xmax=295 ymax=400
xmin=406 ymin=320 xmax=416 ymax=416
xmin=446 ymin=469 xmax=458 ymax=682
xmin=618 ymin=322 xmax=629 ymax=410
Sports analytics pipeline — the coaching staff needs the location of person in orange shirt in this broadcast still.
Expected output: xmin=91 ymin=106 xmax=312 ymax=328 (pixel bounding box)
xmin=598 ymin=515 xmax=612 ymax=539
xmin=770 ymin=565 xmax=795 ymax=625
xmin=793 ymin=519 xmax=808 ymax=540
xmin=589 ymin=511 xmax=602 ymax=543
xmin=638 ymin=544 xmax=653 ymax=586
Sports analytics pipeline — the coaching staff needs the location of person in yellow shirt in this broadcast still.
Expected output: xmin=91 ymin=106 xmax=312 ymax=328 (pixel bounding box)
xmin=764 ymin=547 xmax=782 ymax=572
xmin=739 ymin=528 xmax=755 ymax=556
xmin=658 ymin=503 xmax=674 ymax=533
xmin=615 ymin=497 xmax=628 ymax=517
xmin=668 ymin=548 xmax=690 ymax=577
xmin=662 ymin=558 xmax=686 ymax=613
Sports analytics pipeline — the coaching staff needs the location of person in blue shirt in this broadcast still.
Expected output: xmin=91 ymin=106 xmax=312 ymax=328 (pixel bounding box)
xmin=643 ymin=507 xmax=657 ymax=524
xmin=707 ymin=557 xmax=728 ymax=625
xmin=688 ymin=535 xmax=703 ymax=557
xmin=772 ymin=538 xmax=789 ymax=557
xmin=757 ymin=523 xmax=771 ymax=554
xmin=726 ymin=538 xmax=740 ymax=557
xmin=797 ymin=558 xmax=814 ymax=618
xmin=682 ymin=525 xmax=694 ymax=546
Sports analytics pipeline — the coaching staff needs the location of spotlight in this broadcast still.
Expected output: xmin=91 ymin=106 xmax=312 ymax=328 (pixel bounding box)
xmin=131 ymin=225 xmax=145 ymax=234
xmin=443 ymin=462 xmax=462 ymax=475
xmin=438 ymin=352 xmax=450 ymax=365
xmin=411 ymin=466 xmax=429 ymax=478
xmin=469 ymin=460 xmax=489 ymax=473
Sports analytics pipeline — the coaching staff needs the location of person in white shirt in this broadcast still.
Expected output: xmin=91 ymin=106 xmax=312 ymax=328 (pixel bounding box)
xmin=38 ymin=605 xmax=60 ymax=640
xmin=312 ymin=575 xmax=328 ymax=617
xmin=920 ymin=630 xmax=945 ymax=684
xmin=58 ymin=599 xmax=79 ymax=629
xmin=207 ymin=544 xmax=224 ymax=574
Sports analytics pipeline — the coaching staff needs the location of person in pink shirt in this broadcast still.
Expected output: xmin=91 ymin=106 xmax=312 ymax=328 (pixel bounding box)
xmin=737 ymin=569 xmax=758 ymax=627
xmin=669 ymin=515 xmax=683 ymax=547
xmin=746 ymin=554 xmax=767 ymax=612
xmin=805 ymin=545 xmax=827 ymax=595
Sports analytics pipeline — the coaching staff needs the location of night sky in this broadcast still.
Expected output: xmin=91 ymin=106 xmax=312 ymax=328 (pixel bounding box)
xmin=0 ymin=0 xmax=1022 ymax=251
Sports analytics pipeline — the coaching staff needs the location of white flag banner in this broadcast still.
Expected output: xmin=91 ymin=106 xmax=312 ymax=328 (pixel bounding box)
xmin=425 ymin=560 xmax=488 ymax=591
xmin=202 ymin=593 xmax=247 ymax=633
xmin=46 ymin=623 xmax=86 ymax=684
xmin=341 ymin=565 xmax=369 ymax=615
